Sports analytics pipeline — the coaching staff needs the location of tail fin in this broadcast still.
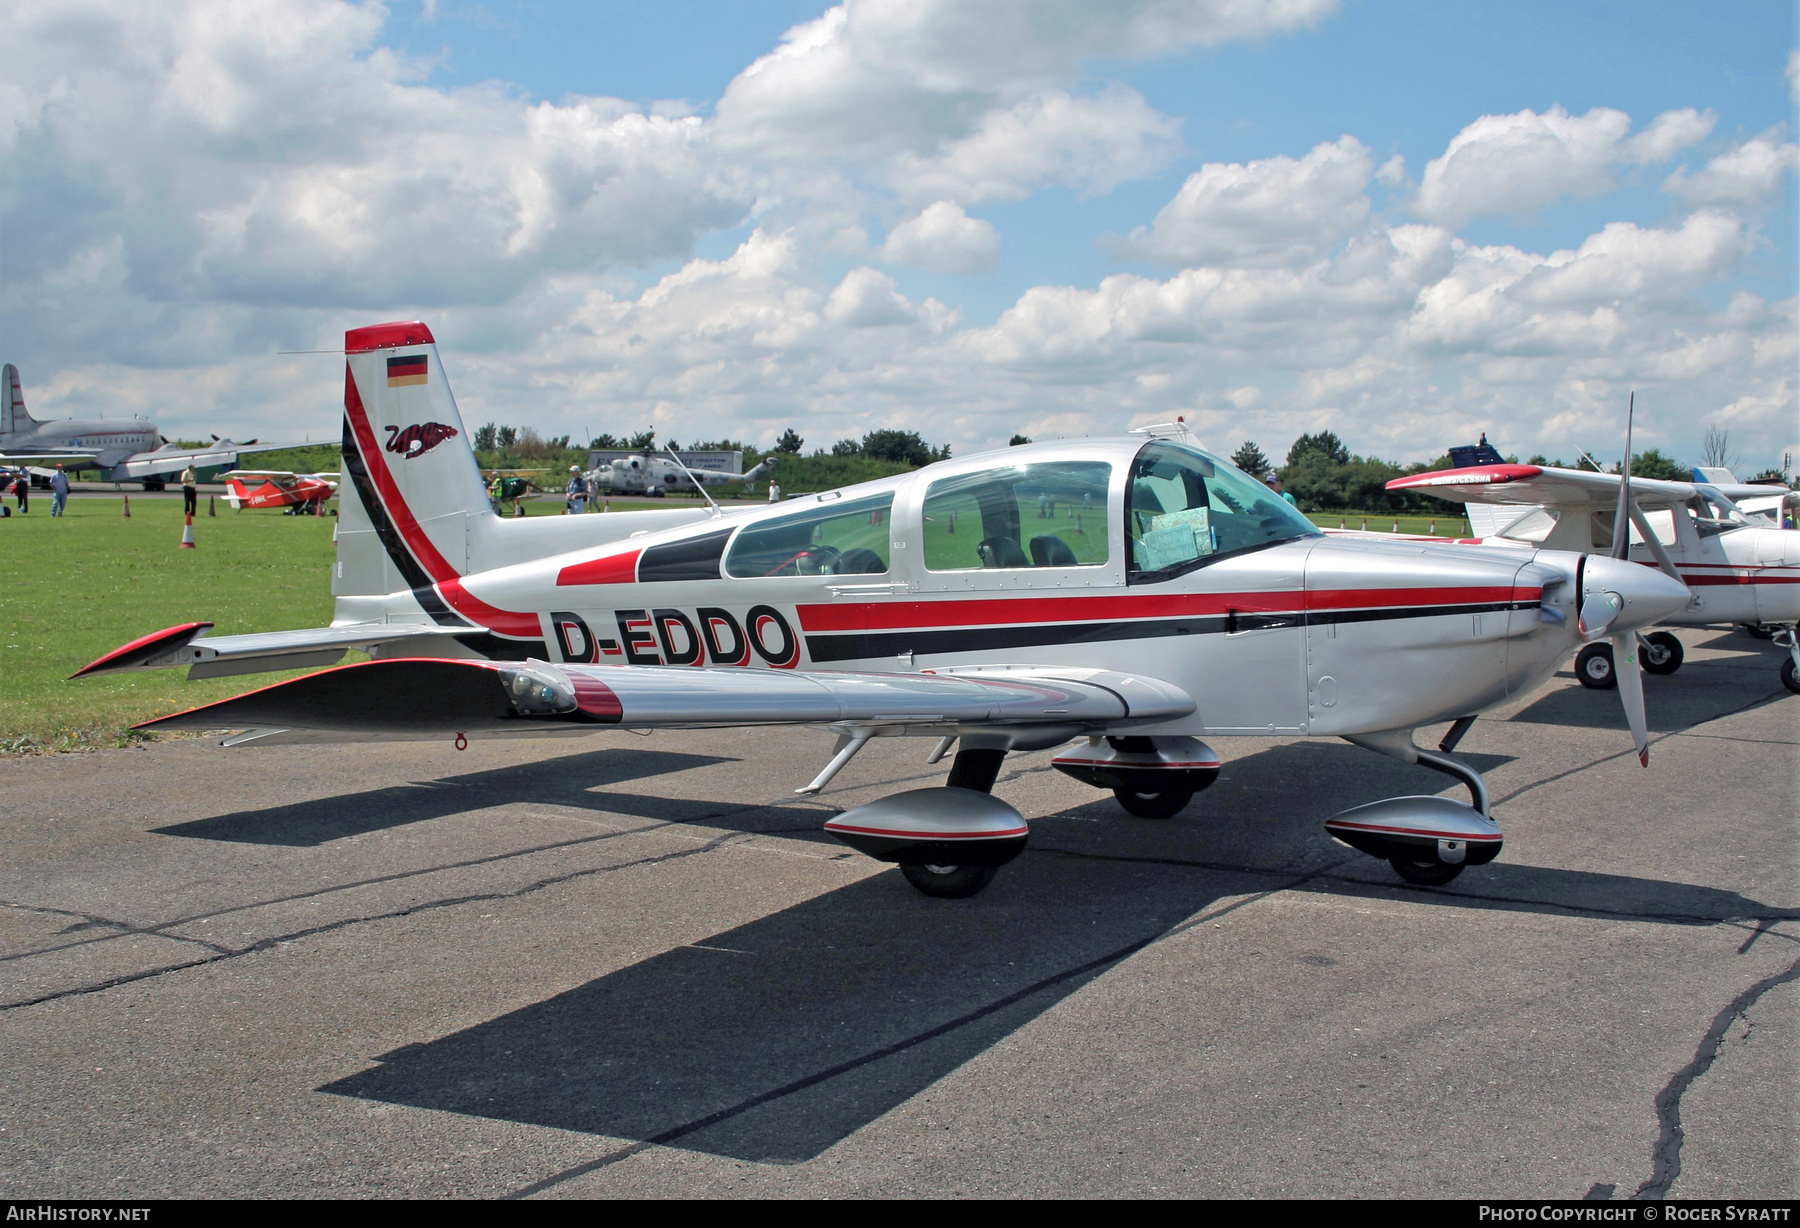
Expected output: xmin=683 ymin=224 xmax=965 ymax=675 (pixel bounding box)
xmin=335 ymin=322 xmax=493 ymax=598
xmin=2 ymin=364 xmax=39 ymax=436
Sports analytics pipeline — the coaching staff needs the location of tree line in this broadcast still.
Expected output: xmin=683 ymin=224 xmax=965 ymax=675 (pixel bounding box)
xmin=1220 ymin=430 xmax=1773 ymax=514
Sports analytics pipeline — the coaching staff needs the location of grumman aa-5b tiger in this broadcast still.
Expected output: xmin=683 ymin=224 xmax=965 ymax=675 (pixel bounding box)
xmin=76 ymin=322 xmax=1691 ymax=898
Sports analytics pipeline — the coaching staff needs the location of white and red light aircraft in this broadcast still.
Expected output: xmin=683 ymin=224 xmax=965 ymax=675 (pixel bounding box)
xmin=75 ymin=322 xmax=1692 ymax=898
xmin=1387 ymin=448 xmax=1800 ymax=695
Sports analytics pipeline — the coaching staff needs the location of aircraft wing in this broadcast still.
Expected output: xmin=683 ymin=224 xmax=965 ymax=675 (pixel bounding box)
xmin=131 ymin=657 xmax=1195 ymax=748
xmin=1387 ymin=463 xmax=1789 ymax=509
xmin=72 ymin=621 xmax=474 ymax=681
xmin=0 ymin=449 xmax=101 ymax=466
xmin=110 ymin=440 xmax=312 ymax=480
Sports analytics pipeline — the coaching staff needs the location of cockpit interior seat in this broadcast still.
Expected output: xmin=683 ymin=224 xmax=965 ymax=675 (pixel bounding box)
xmin=831 ymin=547 xmax=887 ymax=575
xmin=1029 ymin=534 xmax=1079 ymax=567
xmin=977 ymin=537 xmax=1030 ymax=568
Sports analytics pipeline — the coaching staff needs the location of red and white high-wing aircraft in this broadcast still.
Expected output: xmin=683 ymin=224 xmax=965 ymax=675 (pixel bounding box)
xmin=1388 ymin=459 xmax=1800 ymax=695
xmin=74 ymin=322 xmax=1692 ymax=898
xmin=221 ymin=470 xmax=338 ymax=513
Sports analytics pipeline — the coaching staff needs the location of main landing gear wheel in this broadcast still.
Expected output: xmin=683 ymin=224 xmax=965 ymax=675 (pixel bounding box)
xmin=1112 ymin=788 xmax=1195 ymax=819
xmin=900 ymin=863 xmax=998 ymax=899
xmin=1388 ymin=855 xmax=1465 ymax=886
xmin=1641 ymin=631 xmax=1683 ymax=675
xmin=1575 ymin=642 xmax=1616 ymax=690
xmin=1782 ymin=658 xmax=1800 ymax=696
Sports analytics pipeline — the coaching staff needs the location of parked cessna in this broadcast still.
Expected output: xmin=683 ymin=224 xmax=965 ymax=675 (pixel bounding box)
xmin=75 ymin=322 xmax=1692 ymax=899
xmin=588 ymin=448 xmax=776 ymax=498
xmin=222 ymin=470 xmax=338 ymax=514
xmin=0 ymin=363 xmax=299 ymax=488
xmin=1388 ymin=442 xmax=1800 ymax=695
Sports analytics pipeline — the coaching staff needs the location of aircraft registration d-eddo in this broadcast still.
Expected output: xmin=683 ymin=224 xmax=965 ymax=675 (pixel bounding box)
xmin=76 ymin=322 xmax=1692 ymax=899
xmin=1385 ymin=440 xmax=1800 ymax=696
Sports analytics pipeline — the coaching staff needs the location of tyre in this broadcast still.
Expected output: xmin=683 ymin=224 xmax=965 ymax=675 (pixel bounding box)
xmin=1746 ymin=623 xmax=1776 ymax=640
xmin=1782 ymin=657 xmax=1800 ymax=696
xmin=1575 ymin=642 xmax=1616 ymax=690
xmin=1641 ymin=631 xmax=1683 ymax=676
xmin=1388 ymin=856 xmax=1465 ymax=886
xmin=899 ymin=862 xmax=998 ymax=899
xmin=1112 ymin=788 xmax=1194 ymax=819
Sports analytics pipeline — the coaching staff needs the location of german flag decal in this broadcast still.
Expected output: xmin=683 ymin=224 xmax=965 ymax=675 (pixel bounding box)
xmin=387 ymin=354 xmax=429 ymax=387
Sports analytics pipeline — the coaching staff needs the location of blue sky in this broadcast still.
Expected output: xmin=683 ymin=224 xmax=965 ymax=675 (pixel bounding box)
xmin=392 ymin=0 xmax=1797 ymax=319
xmin=2 ymin=0 xmax=1796 ymax=468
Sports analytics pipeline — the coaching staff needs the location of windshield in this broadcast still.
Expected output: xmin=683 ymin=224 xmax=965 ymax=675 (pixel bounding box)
xmin=1127 ymin=441 xmax=1319 ymax=582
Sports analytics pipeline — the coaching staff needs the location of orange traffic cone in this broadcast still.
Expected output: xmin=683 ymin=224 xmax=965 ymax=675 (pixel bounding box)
xmin=208 ymin=495 xmax=216 ymax=517
xmin=179 ymin=512 xmax=196 ymax=549
xmin=1392 ymin=518 xmax=1400 ymax=532
xmin=1429 ymin=519 xmax=1436 ymax=535
xmin=1360 ymin=517 xmax=1367 ymax=531
xmin=1339 ymin=517 xmax=1346 ymax=529
xmin=122 ymin=494 xmax=131 ymax=518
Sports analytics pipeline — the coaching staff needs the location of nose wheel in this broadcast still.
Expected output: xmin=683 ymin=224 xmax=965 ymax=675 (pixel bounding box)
xmin=1112 ymin=788 xmax=1195 ymax=819
xmin=900 ymin=863 xmax=998 ymax=898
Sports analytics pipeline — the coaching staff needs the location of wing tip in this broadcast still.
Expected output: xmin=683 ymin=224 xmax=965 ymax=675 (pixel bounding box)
xmin=71 ymin=621 xmax=214 ymax=679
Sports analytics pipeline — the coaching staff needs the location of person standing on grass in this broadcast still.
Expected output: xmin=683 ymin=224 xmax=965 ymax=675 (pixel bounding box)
xmin=565 ymin=466 xmax=588 ymax=514
xmin=13 ymin=470 xmax=28 ymax=513
xmin=179 ymin=465 xmax=197 ymax=517
xmin=1265 ymin=474 xmax=1297 ymax=508
xmin=50 ymin=465 xmax=68 ymax=517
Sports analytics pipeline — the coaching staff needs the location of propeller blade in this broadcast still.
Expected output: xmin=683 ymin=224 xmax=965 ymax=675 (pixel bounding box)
xmin=1611 ymin=392 xmax=1634 ymax=561
xmin=1611 ymin=631 xmax=1651 ymax=766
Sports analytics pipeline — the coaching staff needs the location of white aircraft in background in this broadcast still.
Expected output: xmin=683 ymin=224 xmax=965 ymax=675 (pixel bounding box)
xmin=0 ymin=363 xmax=301 ymax=488
xmin=1388 ymin=436 xmax=1800 ymax=695
xmin=587 ymin=449 xmax=777 ymax=498
xmin=76 ymin=321 xmax=1692 ymax=899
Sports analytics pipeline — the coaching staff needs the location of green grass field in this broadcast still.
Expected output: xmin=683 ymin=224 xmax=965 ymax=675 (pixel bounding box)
xmin=0 ymin=497 xmax=343 ymax=750
xmin=1307 ymin=511 xmax=1474 ymax=536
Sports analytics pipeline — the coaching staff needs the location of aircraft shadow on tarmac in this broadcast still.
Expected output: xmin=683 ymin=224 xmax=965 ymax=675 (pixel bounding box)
xmin=151 ymin=748 xmax=739 ymax=846
xmin=320 ymin=739 xmax=1791 ymax=1167
xmin=1507 ymin=673 xmax=1788 ymax=734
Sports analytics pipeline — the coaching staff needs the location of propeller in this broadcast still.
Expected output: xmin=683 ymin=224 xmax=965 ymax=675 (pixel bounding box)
xmin=1610 ymin=392 xmax=1651 ymax=767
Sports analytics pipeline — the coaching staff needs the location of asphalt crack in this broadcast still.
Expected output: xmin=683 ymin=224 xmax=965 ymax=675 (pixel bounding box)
xmin=1629 ymin=953 xmax=1800 ymax=1200
xmin=0 ymin=834 xmax=739 ymax=1013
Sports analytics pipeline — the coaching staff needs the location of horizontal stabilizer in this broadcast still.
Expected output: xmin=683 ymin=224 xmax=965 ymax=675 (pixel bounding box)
xmin=73 ymin=622 xmax=469 ymax=678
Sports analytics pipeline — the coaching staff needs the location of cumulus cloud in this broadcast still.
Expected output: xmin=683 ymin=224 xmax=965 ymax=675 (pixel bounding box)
xmin=1414 ymin=106 xmax=1714 ymax=225
xmin=1664 ymin=136 xmax=1800 ymax=207
xmin=0 ymin=0 xmax=1789 ymax=470
xmin=879 ymin=201 xmax=1000 ymax=273
xmin=889 ymin=87 xmax=1181 ymax=204
xmin=1108 ymin=136 xmax=1374 ymax=267
xmin=825 ymin=267 xmax=918 ymax=326
xmin=715 ymin=0 xmax=1335 ymax=156
xmin=0 ymin=0 xmax=750 ymax=355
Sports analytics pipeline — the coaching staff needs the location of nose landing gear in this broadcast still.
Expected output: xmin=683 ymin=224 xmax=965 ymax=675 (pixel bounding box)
xmin=1326 ymin=725 xmax=1500 ymax=887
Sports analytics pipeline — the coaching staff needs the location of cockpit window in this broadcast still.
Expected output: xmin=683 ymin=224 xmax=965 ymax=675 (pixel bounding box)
xmin=922 ymin=461 xmax=1111 ymax=571
xmin=1127 ymin=441 xmax=1319 ymax=582
xmin=725 ymin=492 xmax=894 ymax=577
